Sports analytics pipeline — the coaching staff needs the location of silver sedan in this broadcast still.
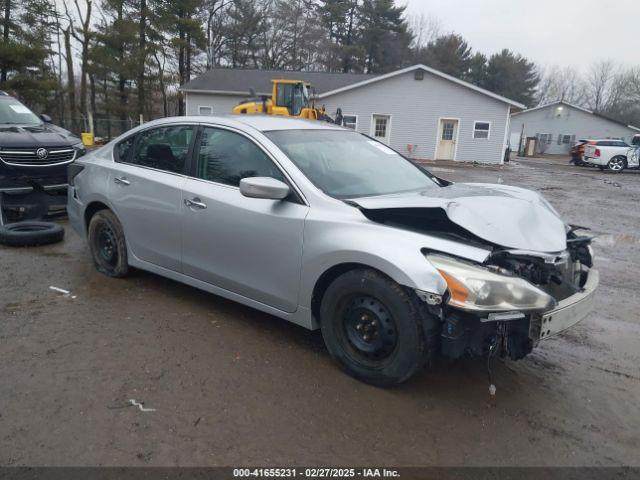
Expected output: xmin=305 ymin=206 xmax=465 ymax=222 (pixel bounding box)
xmin=68 ymin=115 xmax=598 ymax=386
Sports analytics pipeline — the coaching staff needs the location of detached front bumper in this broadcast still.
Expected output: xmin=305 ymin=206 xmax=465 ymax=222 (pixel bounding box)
xmin=0 ymin=184 xmax=68 ymax=225
xmin=534 ymin=268 xmax=599 ymax=340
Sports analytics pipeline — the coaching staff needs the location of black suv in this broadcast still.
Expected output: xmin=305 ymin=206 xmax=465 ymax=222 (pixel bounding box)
xmin=0 ymin=91 xmax=86 ymax=223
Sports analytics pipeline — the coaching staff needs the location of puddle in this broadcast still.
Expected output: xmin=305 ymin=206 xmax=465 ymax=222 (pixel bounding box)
xmin=593 ymin=233 xmax=640 ymax=247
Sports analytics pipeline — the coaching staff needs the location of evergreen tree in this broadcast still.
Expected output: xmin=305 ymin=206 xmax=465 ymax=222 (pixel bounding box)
xmin=358 ymin=0 xmax=411 ymax=73
xmin=484 ymin=49 xmax=538 ymax=106
xmin=420 ymin=33 xmax=472 ymax=79
xmin=0 ymin=0 xmax=58 ymax=110
xmin=467 ymin=52 xmax=487 ymax=87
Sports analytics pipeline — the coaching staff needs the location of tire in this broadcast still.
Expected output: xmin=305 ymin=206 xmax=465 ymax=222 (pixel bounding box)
xmin=87 ymin=209 xmax=130 ymax=278
xmin=607 ymin=156 xmax=626 ymax=173
xmin=0 ymin=221 xmax=64 ymax=247
xmin=319 ymin=269 xmax=439 ymax=387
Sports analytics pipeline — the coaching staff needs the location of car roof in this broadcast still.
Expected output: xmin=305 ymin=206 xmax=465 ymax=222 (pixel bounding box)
xmin=151 ymin=114 xmax=346 ymax=132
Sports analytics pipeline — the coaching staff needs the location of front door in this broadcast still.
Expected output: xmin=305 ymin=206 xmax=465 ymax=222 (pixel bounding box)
xmin=436 ymin=119 xmax=458 ymax=160
xmin=181 ymin=126 xmax=308 ymax=313
xmin=109 ymin=124 xmax=195 ymax=271
xmin=371 ymin=114 xmax=391 ymax=145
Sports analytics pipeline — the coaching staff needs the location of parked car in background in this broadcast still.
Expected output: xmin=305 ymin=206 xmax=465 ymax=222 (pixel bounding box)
xmin=68 ymin=115 xmax=598 ymax=386
xmin=0 ymin=91 xmax=85 ymax=224
xmin=583 ymin=139 xmax=631 ymax=173
xmin=569 ymin=139 xmax=595 ymax=165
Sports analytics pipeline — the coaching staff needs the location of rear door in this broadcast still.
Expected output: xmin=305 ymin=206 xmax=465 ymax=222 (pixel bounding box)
xmin=108 ymin=124 xmax=196 ymax=271
xmin=181 ymin=125 xmax=308 ymax=312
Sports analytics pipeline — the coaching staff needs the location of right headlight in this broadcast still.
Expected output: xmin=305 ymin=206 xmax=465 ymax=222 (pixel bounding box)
xmin=427 ymin=254 xmax=556 ymax=313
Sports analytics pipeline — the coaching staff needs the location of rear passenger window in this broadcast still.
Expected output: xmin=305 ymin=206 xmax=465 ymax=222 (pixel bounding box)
xmin=196 ymin=127 xmax=285 ymax=186
xmin=128 ymin=125 xmax=194 ymax=174
xmin=115 ymin=135 xmax=135 ymax=162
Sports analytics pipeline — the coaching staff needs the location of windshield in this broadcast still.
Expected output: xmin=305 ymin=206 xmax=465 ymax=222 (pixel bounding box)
xmin=265 ymin=129 xmax=440 ymax=198
xmin=0 ymin=98 xmax=41 ymax=125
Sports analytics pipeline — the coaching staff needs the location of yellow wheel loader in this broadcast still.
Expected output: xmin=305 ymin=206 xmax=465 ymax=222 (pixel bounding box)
xmin=232 ymin=79 xmax=342 ymax=124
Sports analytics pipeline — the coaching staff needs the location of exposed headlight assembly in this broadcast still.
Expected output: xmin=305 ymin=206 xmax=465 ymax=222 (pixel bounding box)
xmin=427 ymin=254 xmax=556 ymax=313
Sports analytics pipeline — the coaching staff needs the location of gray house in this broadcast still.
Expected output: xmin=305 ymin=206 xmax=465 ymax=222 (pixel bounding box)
xmin=510 ymin=101 xmax=640 ymax=155
xmin=180 ymin=64 xmax=525 ymax=164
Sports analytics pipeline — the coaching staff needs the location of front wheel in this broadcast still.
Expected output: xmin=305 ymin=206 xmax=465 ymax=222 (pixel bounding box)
xmin=319 ymin=269 xmax=438 ymax=387
xmin=607 ymin=156 xmax=626 ymax=173
xmin=87 ymin=209 xmax=130 ymax=278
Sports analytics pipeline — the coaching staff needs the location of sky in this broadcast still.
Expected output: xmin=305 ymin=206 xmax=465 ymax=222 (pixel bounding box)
xmin=404 ymin=0 xmax=638 ymax=70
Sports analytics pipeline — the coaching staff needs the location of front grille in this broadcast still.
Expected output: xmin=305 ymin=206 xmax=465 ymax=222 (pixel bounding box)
xmin=0 ymin=147 xmax=76 ymax=166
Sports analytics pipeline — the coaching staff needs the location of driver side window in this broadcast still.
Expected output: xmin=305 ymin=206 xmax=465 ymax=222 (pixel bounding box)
xmin=196 ymin=127 xmax=285 ymax=187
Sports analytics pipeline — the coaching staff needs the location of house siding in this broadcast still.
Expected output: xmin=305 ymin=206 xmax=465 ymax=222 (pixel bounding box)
xmin=321 ymin=70 xmax=509 ymax=164
xmin=185 ymin=92 xmax=245 ymax=115
xmin=510 ymin=104 xmax=638 ymax=155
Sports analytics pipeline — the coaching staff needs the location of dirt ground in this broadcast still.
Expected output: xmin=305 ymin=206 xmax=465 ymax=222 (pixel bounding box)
xmin=1 ymin=156 xmax=639 ymax=467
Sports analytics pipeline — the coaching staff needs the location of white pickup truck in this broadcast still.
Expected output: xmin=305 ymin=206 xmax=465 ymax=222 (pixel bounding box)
xmin=583 ymin=139 xmax=636 ymax=172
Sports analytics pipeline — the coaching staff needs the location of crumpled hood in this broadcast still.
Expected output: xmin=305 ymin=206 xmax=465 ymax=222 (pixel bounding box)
xmin=351 ymin=183 xmax=567 ymax=253
xmin=0 ymin=124 xmax=79 ymax=148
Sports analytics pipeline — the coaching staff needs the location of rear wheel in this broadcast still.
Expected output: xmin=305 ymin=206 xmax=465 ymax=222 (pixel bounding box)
xmin=87 ymin=209 xmax=130 ymax=277
xmin=320 ymin=269 xmax=438 ymax=387
xmin=607 ymin=156 xmax=626 ymax=173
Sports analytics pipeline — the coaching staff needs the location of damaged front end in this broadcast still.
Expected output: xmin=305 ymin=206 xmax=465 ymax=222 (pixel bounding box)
xmin=423 ymin=228 xmax=598 ymax=361
xmin=351 ymin=183 xmax=599 ymax=362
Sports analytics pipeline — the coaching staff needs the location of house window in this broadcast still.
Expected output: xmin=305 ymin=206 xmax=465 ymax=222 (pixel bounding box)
xmin=562 ymin=134 xmax=572 ymax=144
xmin=198 ymin=106 xmax=213 ymax=115
xmin=374 ymin=116 xmax=388 ymax=138
xmin=538 ymin=133 xmax=553 ymax=144
xmin=473 ymin=121 xmax=490 ymax=139
xmin=442 ymin=121 xmax=455 ymax=140
xmin=342 ymin=115 xmax=357 ymax=130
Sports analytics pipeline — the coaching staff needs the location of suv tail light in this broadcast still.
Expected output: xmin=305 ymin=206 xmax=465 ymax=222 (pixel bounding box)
xmin=68 ymin=163 xmax=85 ymax=186
xmin=594 ymin=148 xmax=601 ymax=157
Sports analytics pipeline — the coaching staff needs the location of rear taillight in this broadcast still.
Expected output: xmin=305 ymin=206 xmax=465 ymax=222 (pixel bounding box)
xmin=68 ymin=163 xmax=85 ymax=186
xmin=594 ymin=148 xmax=601 ymax=157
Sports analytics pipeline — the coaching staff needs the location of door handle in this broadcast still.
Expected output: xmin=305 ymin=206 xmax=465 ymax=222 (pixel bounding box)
xmin=114 ymin=176 xmax=130 ymax=186
xmin=184 ymin=197 xmax=207 ymax=210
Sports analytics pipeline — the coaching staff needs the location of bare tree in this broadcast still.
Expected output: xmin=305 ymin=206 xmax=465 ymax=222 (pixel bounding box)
xmin=204 ymin=0 xmax=233 ymax=69
xmin=1 ymin=0 xmax=10 ymax=82
xmin=408 ymin=12 xmax=441 ymax=52
xmin=64 ymin=0 xmax=93 ymax=126
xmin=63 ymin=25 xmax=77 ymax=131
xmin=536 ymin=65 xmax=587 ymax=106
xmin=585 ymin=59 xmax=616 ymax=113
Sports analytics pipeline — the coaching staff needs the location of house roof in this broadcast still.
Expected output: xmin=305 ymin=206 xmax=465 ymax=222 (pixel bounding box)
xmin=513 ymin=100 xmax=640 ymax=132
xmin=317 ymin=64 xmax=525 ymax=108
xmin=181 ymin=64 xmax=526 ymax=109
xmin=180 ymin=68 xmax=378 ymax=96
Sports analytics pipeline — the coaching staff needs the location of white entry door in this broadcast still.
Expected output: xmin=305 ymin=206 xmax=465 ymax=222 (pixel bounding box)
xmin=436 ymin=119 xmax=459 ymax=160
xmin=371 ymin=114 xmax=391 ymax=145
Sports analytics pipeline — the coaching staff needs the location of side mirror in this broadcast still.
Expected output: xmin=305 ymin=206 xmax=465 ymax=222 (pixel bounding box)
xmin=40 ymin=114 xmax=52 ymax=123
xmin=240 ymin=177 xmax=290 ymax=200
